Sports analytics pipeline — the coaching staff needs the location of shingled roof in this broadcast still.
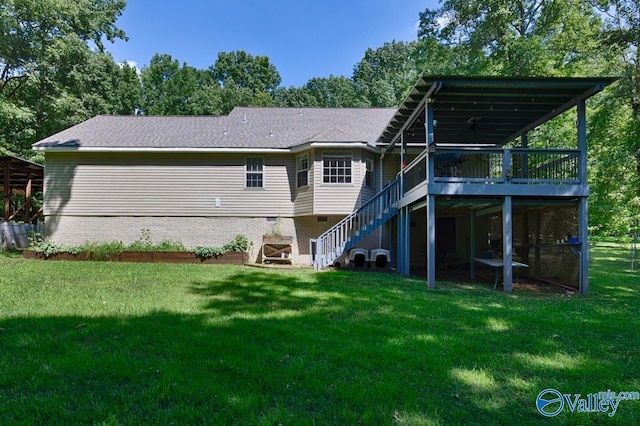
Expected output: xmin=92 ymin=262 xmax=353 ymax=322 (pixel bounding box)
xmin=32 ymin=107 xmax=396 ymax=151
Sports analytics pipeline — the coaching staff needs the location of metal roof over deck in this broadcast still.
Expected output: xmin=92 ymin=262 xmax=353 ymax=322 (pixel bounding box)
xmin=378 ymin=76 xmax=617 ymax=148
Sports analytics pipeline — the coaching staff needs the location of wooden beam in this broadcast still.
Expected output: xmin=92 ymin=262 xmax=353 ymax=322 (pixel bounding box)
xmin=427 ymin=195 xmax=436 ymax=289
xmin=4 ymin=160 xmax=10 ymax=221
xmin=25 ymin=176 xmax=32 ymax=223
xmin=502 ymin=196 xmax=513 ymax=293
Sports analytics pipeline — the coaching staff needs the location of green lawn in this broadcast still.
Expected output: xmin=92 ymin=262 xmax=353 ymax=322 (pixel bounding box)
xmin=1 ymin=244 xmax=639 ymax=425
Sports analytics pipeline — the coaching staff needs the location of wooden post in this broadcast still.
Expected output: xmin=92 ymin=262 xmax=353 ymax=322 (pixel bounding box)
xmin=535 ymin=211 xmax=541 ymax=276
xmin=470 ymin=211 xmax=477 ymax=279
xmin=399 ymin=132 xmax=405 ymax=190
xmin=577 ymin=98 xmax=589 ymax=293
xmin=397 ymin=206 xmax=410 ymax=275
xmin=577 ymin=99 xmax=587 ymax=184
xmin=427 ymin=195 xmax=436 ymax=288
xmin=3 ymin=160 xmax=10 ymax=221
xmin=503 ymin=196 xmax=513 ymax=293
xmin=503 ymin=148 xmax=512 ymax=183
xmin=426 ymin=100 xmax=435 ymax=183
xmin=521 ymin=132 xmax=529 ymax=179
xmin=579 ymin=197 xmax=589 ymax=294
xmin=25 ymin=176 xmax=32 ymax=224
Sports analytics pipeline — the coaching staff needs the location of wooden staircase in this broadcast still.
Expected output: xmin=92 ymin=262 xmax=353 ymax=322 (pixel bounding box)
xmin=310 ymin=178 xmax=401 ymax=270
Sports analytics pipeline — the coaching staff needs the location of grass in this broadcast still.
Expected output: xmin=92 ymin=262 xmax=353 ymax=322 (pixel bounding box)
xmin=1 ymin=244 xmax=639 ymax=425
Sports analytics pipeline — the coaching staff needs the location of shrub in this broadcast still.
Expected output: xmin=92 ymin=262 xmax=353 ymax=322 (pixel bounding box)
xmin=27 ymin=232 xmax=251 ymax=261
xmin=82 ymin=240 xmax=126 ymax=261
xmin=192 ymin=235 xmax=251 ymax=259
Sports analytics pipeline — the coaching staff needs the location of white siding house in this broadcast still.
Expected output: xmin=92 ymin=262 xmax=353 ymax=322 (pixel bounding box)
xmin=33 ymin=75 xmax=615 ymax=295
xmin=33 ymin=108 xmax=396 ymax=264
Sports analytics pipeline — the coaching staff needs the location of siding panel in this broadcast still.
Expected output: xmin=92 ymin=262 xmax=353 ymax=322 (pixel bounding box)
xmin=313 ymin=149 xmax=367 ymax=215
xmin=293 ymin=149 xmax=314 ymax=215
xmin=45 ymin=152 xmax=295 ymax=217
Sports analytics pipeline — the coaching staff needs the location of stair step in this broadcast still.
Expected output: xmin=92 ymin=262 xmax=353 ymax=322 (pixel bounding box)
xmin=312 ymin=179 xmax=402 ymax=269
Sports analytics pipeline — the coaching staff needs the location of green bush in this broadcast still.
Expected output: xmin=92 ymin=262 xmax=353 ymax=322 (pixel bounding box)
xmin=28 ymin=232 xmax=251 ymax=260
xmin=81 ymin=241 xmax=126 ymax=261
xmin=192 ymin=246 xmax=226 ymax=259
xmin=192 ymin=235 xmax=251 ymax=259
xmin=32 ymin=240 xmax=67 ymax=257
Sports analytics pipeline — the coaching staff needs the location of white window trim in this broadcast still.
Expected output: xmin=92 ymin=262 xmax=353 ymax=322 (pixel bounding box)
xmin=322 ymin=153 xmax=353 ymax=185
xmin=365 ymin=158 xmax=374 ymax=188
xmin=245 ymin=157 xmax=264 ymax=189
xmin=296 ymin=153 xmax=309 ymax=188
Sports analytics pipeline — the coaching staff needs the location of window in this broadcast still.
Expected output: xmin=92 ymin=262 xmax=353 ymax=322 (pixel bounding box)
xmin=296 ymin=154 xmax=309 ymax=187
xmin=245 ymin=157 xmax=263 ymax=188
xmin=323 ymin=155 xmax=352 ymax=184
xmin=365 ymin=158 xmax=374 ymax=188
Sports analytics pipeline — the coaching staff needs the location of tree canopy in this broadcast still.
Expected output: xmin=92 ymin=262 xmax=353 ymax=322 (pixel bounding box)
xmin=0 ymin=0 xmax=130 ymax=157
xmin=1 ymin=0 xmax=637 ymax=235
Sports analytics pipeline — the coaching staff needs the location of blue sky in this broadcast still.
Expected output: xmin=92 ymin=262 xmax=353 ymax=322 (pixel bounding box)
xmin=106 ymin=0 xmax=437 ymax=87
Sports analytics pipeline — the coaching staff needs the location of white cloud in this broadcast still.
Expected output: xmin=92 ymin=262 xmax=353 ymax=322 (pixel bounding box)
xmin=118 ymin=60 xmax=141 ymax=75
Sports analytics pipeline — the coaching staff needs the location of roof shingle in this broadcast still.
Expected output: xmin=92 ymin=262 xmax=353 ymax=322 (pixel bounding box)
xmin=33 ymin=107 xmax=397 ymax=150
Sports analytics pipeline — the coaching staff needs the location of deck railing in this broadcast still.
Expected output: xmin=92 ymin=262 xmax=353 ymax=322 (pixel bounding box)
xmin=310 ymin=178 xmax=401 ymax=269
xmin=402 ymin=147 xmax=581 ymax=189
xmin=510 ymin=149 xmax=579 ymax=184
xmin=311 ymin=147 xmax=582 ymax=269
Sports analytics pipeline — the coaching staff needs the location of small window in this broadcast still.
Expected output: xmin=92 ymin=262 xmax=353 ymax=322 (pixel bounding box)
xmin=365 ymin=158 xmax=374 ymax=188
xmin=323 ymin=155 xmax=352 ymax=184
xmin=297 ymin=154 xmax=309 ymax=187
xmin=246 ymin=157 xmax=263 ymax=188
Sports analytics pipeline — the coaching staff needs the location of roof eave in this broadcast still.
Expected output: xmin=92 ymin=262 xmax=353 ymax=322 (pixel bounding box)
xmin=33 ymin=142 xmax=381 ymax=154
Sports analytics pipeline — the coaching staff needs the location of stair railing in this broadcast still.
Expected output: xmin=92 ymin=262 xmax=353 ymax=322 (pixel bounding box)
xmin=311 ymin=178 xmax=401 ymax=270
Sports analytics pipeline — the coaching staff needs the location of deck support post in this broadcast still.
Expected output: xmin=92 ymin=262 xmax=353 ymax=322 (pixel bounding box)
xmin=396 ymin=131 xmax=410 ymax=275
xmin=577 ymin=96 xmax=590 ymax=294
xmin=577 ymin=99 xmax=587 ymax=184
xmin=470 ymin=211 xmax=477 ymax=280
xmin=378 ymin=156 xmax=384 ymax=248
xmin=426 ymin=99 xmax=435 ymax=183
xmin=521 ymin=132 xmax=529 ymax=179
xmin=579 ymin=197 xmax=589 ymax=294
xmin=400 ymin=132 xmax=406 ymax=192
xmin=502 ymin=195 xmax=513 ymax=292
xmin=426 ymin=195 xmax=436 ymax=288
xmin=25 ymin=176 xmax=32 ymax=224
xmin=3 ymin=160 xmax=10 ymax=221
xmin=397 ymin=206 xmax=410 ymax=275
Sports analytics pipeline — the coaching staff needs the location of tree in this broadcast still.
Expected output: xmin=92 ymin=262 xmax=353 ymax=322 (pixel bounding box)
xmin=111 ymin=61 xmax=143 ymax=116
xmin=351 ymin=37 xmax=460 ymax=108
xmin=418 ymin=0 xmax=604 ymax=76
xmin=301 ymin=76 xmax=367 ymax=108
xmin=352 ymin=41 xmax=421 ymax=107
xmin=588 ymin=92 xmax=640 ymax=235
xmin=417 ymin=0 xmax=637 ymax=236
xmin=210 ymin=50 xmax=282 ymax=97
xmin=594 ymin=0 xmax=640 ymax=164
xmin=140 ymin=53 xmax=213 ymax=115
xmin=586 ymin=0 xmax=640 ymax=234
xmin=0 ymin=0 xmax=127 ymax=157
xmin=274 ymin=86 xmax=320 ymax=107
